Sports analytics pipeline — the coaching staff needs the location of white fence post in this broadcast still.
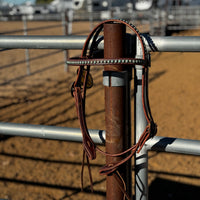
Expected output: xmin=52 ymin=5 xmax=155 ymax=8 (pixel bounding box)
xmin=134 ymin=37 xmax=149 ymax=200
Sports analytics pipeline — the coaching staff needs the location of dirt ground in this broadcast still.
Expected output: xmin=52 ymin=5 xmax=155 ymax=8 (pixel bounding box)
xmin=0 ymin=20 xmax=200 ymax=200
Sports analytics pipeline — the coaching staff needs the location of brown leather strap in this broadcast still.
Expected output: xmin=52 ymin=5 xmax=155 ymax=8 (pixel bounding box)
xmin=114 ymin=171 xmax=131 ymax=200
xmin=98 ymin=125 xmax=151 ymax=176
xmin=81 ymin=151 xmax=94 ymax=192
xmin=73 ymin=87 xmax=96 ymax=160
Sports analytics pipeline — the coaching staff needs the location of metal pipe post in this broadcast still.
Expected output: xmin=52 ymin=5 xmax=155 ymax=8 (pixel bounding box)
xmin=134 ymin=37 xmax=149 ymax=200
xmin=22 ymin=15 xmax=30 ymax=75
xmin=104 ymin=23 xmax=132 ymax=199
xmin=87 ymin=0 xmax=93 ymax=31
xmin=62 ymin=11 xmax=69 ymax=72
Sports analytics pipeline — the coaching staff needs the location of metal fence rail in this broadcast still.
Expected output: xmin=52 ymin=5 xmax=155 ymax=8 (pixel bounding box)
xmin=167 ymin=6 xmax=200 ymax=30
xmin=0 ymin=122 xmax=105 ymax=144
xmin=0 ymin=122 xmax=200 ymax=155
xmin=1 ymin=35 xmax=200 ymax=52
xmin=0 ymin=15 xmax=71 ymax=74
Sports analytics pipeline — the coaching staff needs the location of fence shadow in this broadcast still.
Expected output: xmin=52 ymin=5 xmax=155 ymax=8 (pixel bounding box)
xmin=149 ymin=177 xmax=200 ymax=200
xmin=0 ymin=176 xmax=106 ymax=198
xmin=0 ymin=151 xmax=106 ymax=199
xmin=0 ymin=50 xmax=62 ymax=70
xmin=0 ymin=61 xmax=64 ymax=86
xmin=0 ymin=152 xmax=103 ymax=167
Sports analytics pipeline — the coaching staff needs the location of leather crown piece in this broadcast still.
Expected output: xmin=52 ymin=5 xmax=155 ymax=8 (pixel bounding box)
xmin=68 ymin=19 xmax=157 ymax=199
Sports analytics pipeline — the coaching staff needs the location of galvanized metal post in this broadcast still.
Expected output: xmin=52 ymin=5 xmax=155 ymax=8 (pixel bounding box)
xmin=62 ymin=11 xmax=69 ymax=72
xmin=104 ymin=23 xmax=132 ymax=199
xmin=22 ymin=15 xmax=30 ymax=75
xmin=134 ymin=37 xmax=149 ymax=200
xmin=87 ymin=0 xmax=93 ymax=31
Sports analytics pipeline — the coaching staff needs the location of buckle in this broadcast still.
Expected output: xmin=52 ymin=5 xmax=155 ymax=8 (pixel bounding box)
xmin=80 ymin=69 xmax=93 ymax=89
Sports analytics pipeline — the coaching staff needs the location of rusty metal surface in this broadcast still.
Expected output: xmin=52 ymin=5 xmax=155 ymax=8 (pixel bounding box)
xmin=104 ymin=23 xmax=131 ymax=200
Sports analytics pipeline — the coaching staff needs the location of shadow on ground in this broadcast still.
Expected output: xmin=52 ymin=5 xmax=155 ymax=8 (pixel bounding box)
xmin=149 ymin=177 xmax=200 ymax=200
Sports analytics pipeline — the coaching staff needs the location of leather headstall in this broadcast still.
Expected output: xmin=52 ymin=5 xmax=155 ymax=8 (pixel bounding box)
xmin=67 ymin=19 xmax=157 ymax=199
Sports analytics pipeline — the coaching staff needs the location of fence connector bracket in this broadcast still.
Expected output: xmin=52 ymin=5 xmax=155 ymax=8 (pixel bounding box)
xmin=103 ymin=71 xmax=127 ymax=87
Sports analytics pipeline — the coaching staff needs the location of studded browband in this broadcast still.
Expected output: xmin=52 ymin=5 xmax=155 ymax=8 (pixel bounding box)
xmin=67 ymin=58 xmax=147 ymax=66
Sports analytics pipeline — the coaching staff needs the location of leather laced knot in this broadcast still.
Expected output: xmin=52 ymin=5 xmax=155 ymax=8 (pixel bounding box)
xmin=68 ymin=19 xmax=157 ymax=199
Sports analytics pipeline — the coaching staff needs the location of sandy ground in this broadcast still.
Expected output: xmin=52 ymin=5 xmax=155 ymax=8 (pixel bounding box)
xmin=0 ymin=20 xmax=200 ymax=200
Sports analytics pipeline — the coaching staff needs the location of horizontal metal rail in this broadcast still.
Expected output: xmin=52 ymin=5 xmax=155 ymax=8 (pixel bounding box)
xmin=0 ymin=122 xmax=200 ymax=155
xmin=0 ymin=122 xmax=105 ymax=144
xmin=145 ymin=136 xmax=200 ymax=156
xmin=146 ymin=36 xmax=200 ymax=52
xmin=1 ymin=35 xmax=200 ymax=52
xmin=0 ymin=35 xmax=87 ymax=50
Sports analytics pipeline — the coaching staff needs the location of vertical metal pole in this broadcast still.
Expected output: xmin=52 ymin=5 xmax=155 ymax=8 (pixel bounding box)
xmin=67 ymin=9 xmax=73 ymax=35
xmin=104 ymin=23 xmax=132 ymax=200
xmin=134 ymin=37 xmax=148 ymax=200
xmin=22 ymin=15 xmax=30 ymax=75
xmin=87 ymin=0 xmax=93 ymax=31
xmin=62 ymin=11 xmax=69 ymax=72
